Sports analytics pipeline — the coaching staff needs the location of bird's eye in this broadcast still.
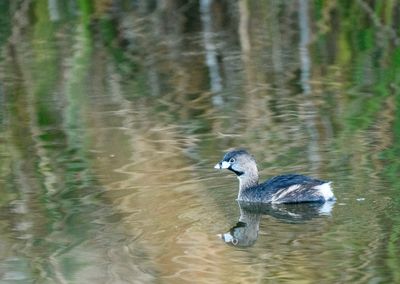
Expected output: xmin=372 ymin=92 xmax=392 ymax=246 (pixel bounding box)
xmin=229 ymin=158 xmax=235 ymax=163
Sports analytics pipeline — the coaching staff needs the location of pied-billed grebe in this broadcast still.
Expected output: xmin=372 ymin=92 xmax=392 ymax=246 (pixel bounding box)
xmin=214 ymin=149 xmax=335 ymax=203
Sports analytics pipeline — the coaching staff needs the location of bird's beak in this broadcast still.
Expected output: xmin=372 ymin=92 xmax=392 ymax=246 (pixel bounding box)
xmin=217 ymin=233 xmax=229 ymax=241
xmin=214 ymin=161 xmax=230 ymax=169
xmin=218 ymin=232 xmax=236 ymax=244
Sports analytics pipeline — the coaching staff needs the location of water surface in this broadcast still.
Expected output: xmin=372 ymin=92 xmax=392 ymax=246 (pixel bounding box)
xmin=1 ymin=1 xmax=400 ymax=283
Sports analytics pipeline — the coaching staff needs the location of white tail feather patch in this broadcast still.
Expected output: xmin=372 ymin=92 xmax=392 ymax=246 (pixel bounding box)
xmin=313 ymin=182 xmax=334 ymax=201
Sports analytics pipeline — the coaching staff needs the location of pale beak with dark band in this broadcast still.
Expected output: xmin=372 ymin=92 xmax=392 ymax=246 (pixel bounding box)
xmin=214 ymin=161 xmax=230 ymax=169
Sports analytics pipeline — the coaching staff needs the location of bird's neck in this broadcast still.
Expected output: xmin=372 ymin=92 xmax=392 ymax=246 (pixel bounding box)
xmin=238 ymin=171 xmax=259 ymax=199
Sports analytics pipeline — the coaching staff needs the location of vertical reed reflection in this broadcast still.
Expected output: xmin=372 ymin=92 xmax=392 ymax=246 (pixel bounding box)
xmin=200 ymin=0 xmax=223 ymax=94
xmin=298 ymin=0 xmax=321 ymax=169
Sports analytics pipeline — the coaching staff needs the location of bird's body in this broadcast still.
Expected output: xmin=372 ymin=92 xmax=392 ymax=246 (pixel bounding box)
xmin=238 ymin=174 xmax=333 ymax=203
xmin=214 ymin=149 xmax=335 ymax=204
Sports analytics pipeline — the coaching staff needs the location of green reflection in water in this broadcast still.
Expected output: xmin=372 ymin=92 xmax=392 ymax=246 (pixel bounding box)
xmin=0 ymin=1 xmax=114 ymax=282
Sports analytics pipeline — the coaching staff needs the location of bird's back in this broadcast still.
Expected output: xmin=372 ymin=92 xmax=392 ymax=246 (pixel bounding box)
xmin=241 ymin=174 xmax=330 ymax=203
xmin=263 ymin=174 xmax=326 ymax=191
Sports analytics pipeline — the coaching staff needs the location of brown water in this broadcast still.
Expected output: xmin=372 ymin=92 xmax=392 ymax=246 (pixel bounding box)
xmin=1 ymin=1 xmax=400 ymax=283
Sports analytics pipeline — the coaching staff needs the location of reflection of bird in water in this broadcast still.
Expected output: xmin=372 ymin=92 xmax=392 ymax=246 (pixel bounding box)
xmin=219 ymin=201 xmax=335 ymax=247
xmin=219 ymin=207 xmax=261 ymax=247
xmin=214 ymin=149 xmax=335 ymax=203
